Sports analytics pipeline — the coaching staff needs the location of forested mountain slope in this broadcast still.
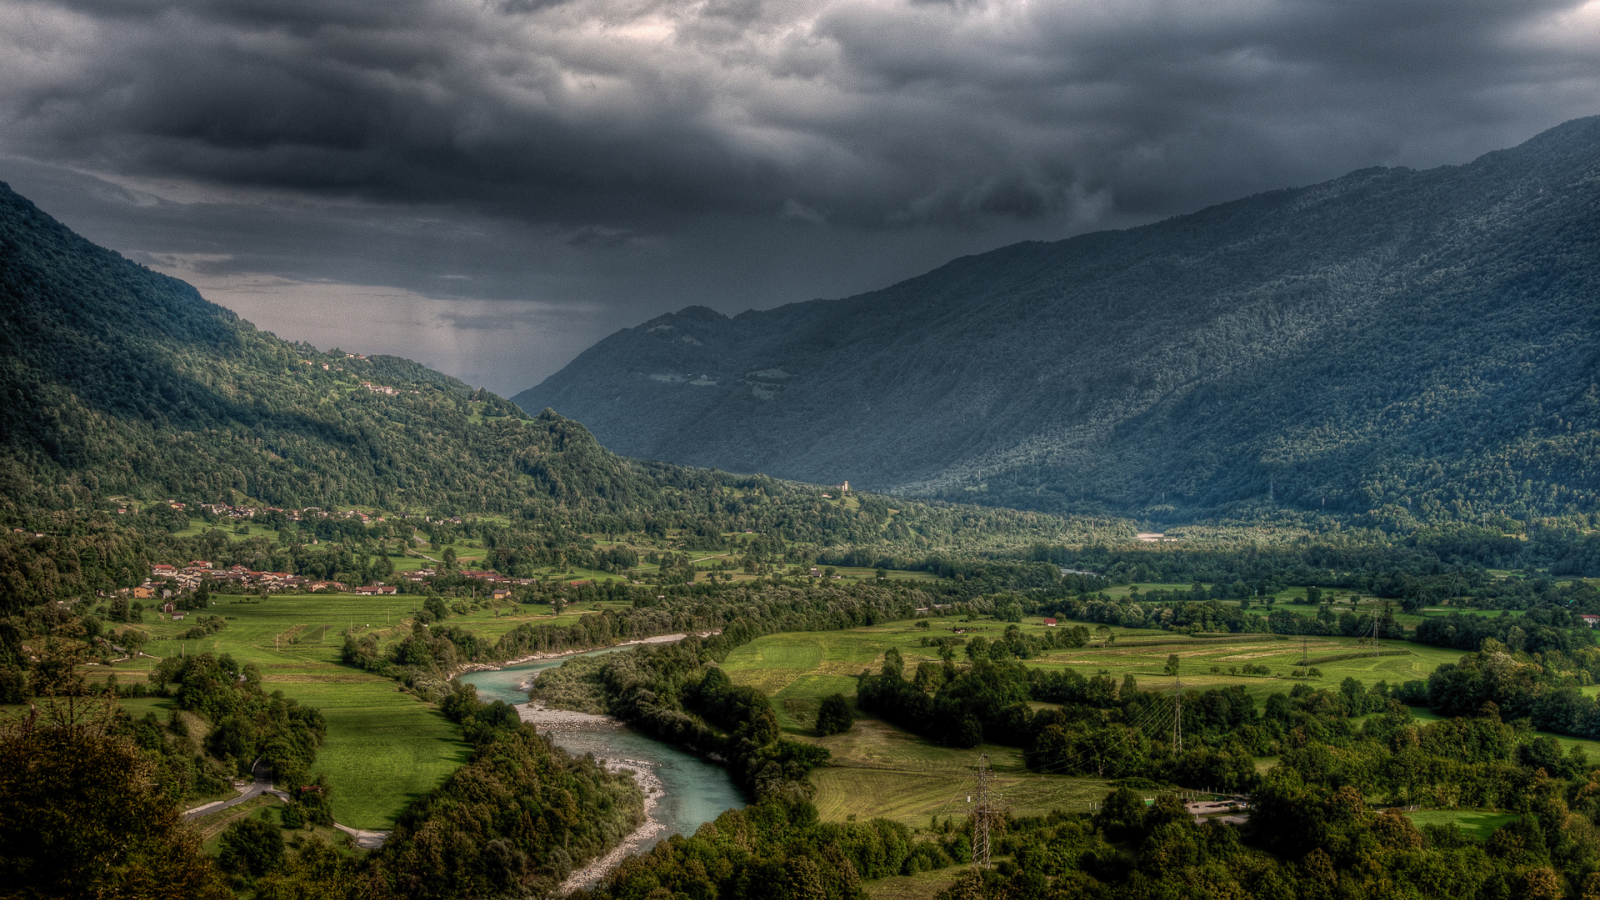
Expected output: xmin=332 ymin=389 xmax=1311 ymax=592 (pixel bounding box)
xmin=0 ymin=176 xmax=632 ymax=517
xmin=516 ymin=116 xmax=1600 ymax=524
xmin=0 ymin=179 xmax=1109 ymax=549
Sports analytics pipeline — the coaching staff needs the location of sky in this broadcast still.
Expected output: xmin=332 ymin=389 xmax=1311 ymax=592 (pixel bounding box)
xmin=3 ymin=0 xmax=1598 ymax=396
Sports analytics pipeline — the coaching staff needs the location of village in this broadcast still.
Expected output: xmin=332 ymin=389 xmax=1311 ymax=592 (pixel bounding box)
xmin=103 ymin=500 xmax=542 ymax=619
xmin=119 ymin=558 xmax=537 ymax=616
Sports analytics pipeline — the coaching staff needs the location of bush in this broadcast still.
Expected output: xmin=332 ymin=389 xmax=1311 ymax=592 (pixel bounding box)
xmin=816 ymin=694 xmax=855 ymax=736
xmin=217 ymin=815 xmax=283 ymax=878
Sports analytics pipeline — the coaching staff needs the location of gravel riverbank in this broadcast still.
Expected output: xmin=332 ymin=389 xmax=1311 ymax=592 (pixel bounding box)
xmin=515 ymin=702 xmax=670 ymax=894
xmin=474 ymin=632 xmax=722 ymax=892
xmin=554 ymin=755 xmax=668 ymax=895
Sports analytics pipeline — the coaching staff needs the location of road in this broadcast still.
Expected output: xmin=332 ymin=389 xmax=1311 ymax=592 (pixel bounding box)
xmin=181 ymin=762 xmax=389 ymax=847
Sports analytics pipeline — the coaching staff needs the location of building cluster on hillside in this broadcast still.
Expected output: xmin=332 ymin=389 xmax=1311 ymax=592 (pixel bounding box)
xmin=120 ymin=560 xmax=356 ymax=601
xmin=360 ymin=381 xmax=414 ymax=396
xmin=120 ymin=557 xmax=541 ymax=609
xmin=196 ymin=503 xmax=396 ymax=525
xmin=402 ymin=566 xmax=535 ymax=599
xmin=113 ymin=499 xmax=477 ymax=532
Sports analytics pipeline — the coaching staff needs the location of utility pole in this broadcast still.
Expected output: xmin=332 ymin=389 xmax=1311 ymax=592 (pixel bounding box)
xmin=973 ymin=754 xmax=995 ymax=869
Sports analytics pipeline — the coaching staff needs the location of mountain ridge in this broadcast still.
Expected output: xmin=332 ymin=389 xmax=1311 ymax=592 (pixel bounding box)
xmin=0 ymin=178 xmax=1119 ymax=555
xmin=515 ymin=116 xmax=1600 ymax=524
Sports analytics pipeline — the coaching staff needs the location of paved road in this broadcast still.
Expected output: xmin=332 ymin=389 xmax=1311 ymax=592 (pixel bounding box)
xmin=182 ymin=765 xmax=284 ymax=821
xmin=334 ymin=823 xmax=389 ymax=849
xmin=181 ymin=763 xmax=389 ymax=848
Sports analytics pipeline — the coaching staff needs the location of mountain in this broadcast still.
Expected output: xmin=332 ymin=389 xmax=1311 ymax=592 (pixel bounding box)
xmin=515 ymin=117 xmax=1600 ymax=524
xmin=0 ymin=175 xmax=631 ymax=518
xmin=0 ymin=179 xmax=1113 ymax=551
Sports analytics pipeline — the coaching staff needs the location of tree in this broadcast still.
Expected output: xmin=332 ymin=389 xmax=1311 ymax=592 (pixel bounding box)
xmin=218 ymin=814 xmax=285 ymax=879
xmin=883 ymin=646 xmax=905 ymax=678
xmin=423 ymin=596 xmax=450 ymax=621
xmin=816 ymin=694 xmax=855 ymax=735
xmin=0 ymin=702 xmax=231 ymax=899
xmin=951 ymin=714 xmax=983 ymax=748
xmin=1164 ymin=654 xmax=1181 ymax=676
xmin=1095 ymin=786 xmax=1147 ymax=840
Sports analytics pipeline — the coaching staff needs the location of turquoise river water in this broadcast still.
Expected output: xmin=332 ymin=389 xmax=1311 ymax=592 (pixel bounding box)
xmin=458 ymin=650 xmax=745 ymax=846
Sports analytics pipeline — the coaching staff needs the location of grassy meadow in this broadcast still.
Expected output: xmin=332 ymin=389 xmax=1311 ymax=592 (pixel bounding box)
xmin=96 ymin=592 xmax=472 ymax=830
xmin=721 ymin=614 xmax=1462 ymax=722
xmin=716 ymin=611 xmax=1539 ymax=834
xmin=1403 ymin=809 xmax=1519 ymax=840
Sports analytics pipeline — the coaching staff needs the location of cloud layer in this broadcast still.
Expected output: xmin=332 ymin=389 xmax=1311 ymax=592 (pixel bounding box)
xmin=2 ymin=0 xmax=1598 ymax=391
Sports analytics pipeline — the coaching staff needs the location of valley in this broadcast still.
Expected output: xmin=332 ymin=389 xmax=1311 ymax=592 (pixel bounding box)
xmin=4 ymin=121 xmax=1600 ymax=900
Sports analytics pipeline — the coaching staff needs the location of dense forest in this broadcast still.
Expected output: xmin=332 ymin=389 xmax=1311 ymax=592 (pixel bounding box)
xmin=519 ymin=116 xmax=1600 ymax=525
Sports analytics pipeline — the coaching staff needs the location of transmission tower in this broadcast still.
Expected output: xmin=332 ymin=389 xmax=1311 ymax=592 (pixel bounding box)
xmin=973 ymin=754 xmax=995 ymax=869
xmin=1171 ymin=665 xmax=1183 ymax=754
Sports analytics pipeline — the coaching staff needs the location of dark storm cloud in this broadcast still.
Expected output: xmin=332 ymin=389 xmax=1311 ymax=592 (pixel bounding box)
xmin=1 ymin=0 xmax=1597 ymax=392
xmin=6 ymin=0 xmax=1596 ymax=229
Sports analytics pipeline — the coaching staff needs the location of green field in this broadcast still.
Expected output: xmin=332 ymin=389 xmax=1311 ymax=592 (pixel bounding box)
xmin=797 ymin=716 xmax=1115 ymax=829
xmin=1404 ymin=809 xmax=1518 ymax=840
xmin=863 ymin=867 xmax=965 ymax=900
xmin=717 ymin=615 xmax=1502 ymax=827
xmin=98 ymin=592 xmax=470 ymax=830
xmin=721 ymin=624 xmax=1119 ymax=827
xmin=722 ymin=616 xmax=1461 ymax=715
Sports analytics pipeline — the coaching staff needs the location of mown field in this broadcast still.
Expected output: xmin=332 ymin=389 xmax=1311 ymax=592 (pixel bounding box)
xmin=97 ymin=592 xmax=473 ymax=830
xmin=719 ymin=620 xmax=1118 ymax=835
xmin=718 ymin=611 xmax=1586 ymax=850
xmin=721 ymin=615 xmax=1463 ymax=722
xmin=1404 ymin=809 xmax=1519 ymax=840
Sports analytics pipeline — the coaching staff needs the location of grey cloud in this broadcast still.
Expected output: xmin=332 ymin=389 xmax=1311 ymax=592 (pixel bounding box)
xmin=1 ymin=0 xmax=1597 ymax=393
xmin=6 ymin=0 xmax=1595 ymax=233
xmin=566 ymin=225 xmax=640 ymax=248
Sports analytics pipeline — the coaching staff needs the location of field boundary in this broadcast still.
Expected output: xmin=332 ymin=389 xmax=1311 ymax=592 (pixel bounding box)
xmin=1301 ymin=649 xmax=1413 ymax=665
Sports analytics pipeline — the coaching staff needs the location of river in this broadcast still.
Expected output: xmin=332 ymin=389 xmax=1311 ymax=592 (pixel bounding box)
xmin=458 ymin=649 xmax=745 ymax=849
